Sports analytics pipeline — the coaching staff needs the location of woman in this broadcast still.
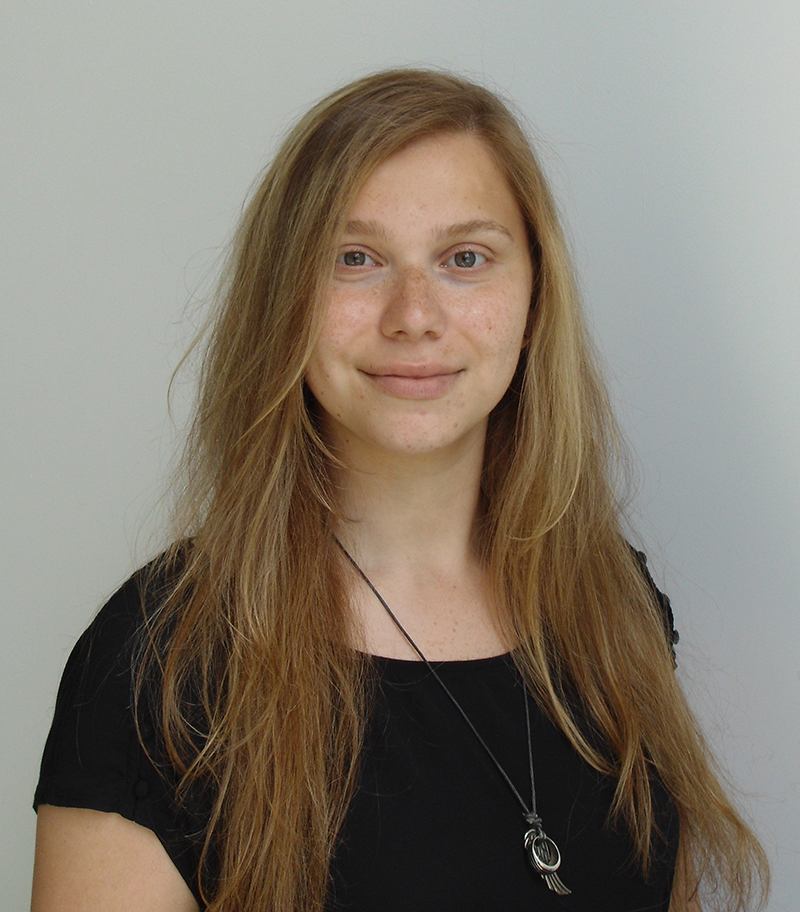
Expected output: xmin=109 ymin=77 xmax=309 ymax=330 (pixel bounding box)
xmin=32 ymin=69 xmax=768 ymax=911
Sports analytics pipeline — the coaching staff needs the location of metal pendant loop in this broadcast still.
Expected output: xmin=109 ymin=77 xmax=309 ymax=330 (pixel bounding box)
xmin=524 ymin=829 xmax=572 ymax=895
xmin=524 ymin=830 xmax=561 ymax=873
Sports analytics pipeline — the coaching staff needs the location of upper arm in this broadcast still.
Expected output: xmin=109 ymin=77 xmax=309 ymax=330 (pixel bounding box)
xmin=31 ymin=805 xmax=199 ymax=912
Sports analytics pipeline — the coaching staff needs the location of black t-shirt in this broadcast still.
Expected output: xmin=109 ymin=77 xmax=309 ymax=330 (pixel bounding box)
xmin=35 ymin=562 xmax=679 ymax=911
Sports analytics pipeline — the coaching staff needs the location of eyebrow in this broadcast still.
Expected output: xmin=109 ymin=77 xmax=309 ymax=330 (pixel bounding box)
xmin=434 ymin=219 xmax=514 ymax=244
xmin=342 ymin=218 xmax=515 ymax=244
xmin=343 ymin=219 xmax=390 ymax=242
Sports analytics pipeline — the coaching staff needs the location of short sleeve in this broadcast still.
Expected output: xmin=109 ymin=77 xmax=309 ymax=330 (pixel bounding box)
xmin=34 ymin=567 xmax=209 ymax=906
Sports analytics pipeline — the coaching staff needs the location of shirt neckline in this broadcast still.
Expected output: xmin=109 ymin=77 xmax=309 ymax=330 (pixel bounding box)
xmin=367 ymin=650 xmax=513 ymax=669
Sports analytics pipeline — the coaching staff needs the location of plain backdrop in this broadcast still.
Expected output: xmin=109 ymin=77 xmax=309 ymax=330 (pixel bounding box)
xmin=3 ymin=2 xmax=798 ymax=908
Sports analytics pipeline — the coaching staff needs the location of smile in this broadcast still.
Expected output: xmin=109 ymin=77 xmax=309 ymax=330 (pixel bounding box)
xmin=362 ymin=368 xmax=463 ymax=400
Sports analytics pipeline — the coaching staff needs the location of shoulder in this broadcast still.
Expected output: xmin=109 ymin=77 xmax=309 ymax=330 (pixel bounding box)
xmin=35 ymin=548 xmax=208 ymax=902
xmin=34 ymin=550 xmax=183 ymax=814
xmin=630 ymin=546 xmax=680 ymax=664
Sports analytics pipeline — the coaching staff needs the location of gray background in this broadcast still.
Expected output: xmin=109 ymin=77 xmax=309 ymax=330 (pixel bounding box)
xmin=3 ymin=2 xmax=798 ymax=908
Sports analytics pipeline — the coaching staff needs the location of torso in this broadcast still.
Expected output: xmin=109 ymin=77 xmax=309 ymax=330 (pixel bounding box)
xmin=331 ymin=652 xmax=679 ymax=912
xmin=36 ymin=558 xmax=680 ymax=911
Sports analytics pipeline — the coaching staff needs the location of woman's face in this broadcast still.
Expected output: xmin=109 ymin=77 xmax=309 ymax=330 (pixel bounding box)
xmin=305 ymin=131 xmax=533 ymax=467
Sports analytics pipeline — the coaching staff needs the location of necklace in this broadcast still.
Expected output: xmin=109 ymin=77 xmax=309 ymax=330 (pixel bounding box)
xmin=338 ymin=543 xmax=571 ymax=896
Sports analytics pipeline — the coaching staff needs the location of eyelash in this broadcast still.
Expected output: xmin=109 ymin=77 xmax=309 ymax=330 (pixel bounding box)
xmin=336 ymin=250 xmax=377 ymax=268
xmin=334 ymin=246 xmax=490 ymax=270
xmin=443 ymin=249 xmax=487 ymax=269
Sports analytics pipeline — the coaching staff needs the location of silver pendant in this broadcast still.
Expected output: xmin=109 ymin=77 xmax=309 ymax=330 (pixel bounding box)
xmin=524 ymin=828 xmax=571 ymax=895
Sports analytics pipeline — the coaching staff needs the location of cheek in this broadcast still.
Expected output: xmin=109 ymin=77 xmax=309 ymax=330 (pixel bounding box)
xmin=305 ymin=307 xmax=353 ymax=386
xmin=303 ymin=341 xmax=337 ymax=406
xmin=324 ymin=287 xmax=379 ymax=343
xmin=475 ymin=291 xmax=531 ymax=359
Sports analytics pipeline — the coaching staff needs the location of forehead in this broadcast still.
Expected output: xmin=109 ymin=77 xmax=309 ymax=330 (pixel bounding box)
xmin=346 ymin=132 xmax=524 ymax=232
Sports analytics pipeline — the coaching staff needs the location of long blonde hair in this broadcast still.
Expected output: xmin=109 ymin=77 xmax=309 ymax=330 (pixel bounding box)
xmin=141 ymin=69 xmax=768 ymax=911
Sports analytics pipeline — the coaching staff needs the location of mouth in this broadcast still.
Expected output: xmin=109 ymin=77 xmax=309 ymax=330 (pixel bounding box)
xmin=361 ymin=366 xmax=462 ymax=399
xmin=365 ymin=364 xmax=459 ymax=379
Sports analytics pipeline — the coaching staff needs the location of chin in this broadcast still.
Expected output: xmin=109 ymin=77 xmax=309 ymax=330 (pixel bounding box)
xmin=367 ymin=422 xmax=486 ymax=461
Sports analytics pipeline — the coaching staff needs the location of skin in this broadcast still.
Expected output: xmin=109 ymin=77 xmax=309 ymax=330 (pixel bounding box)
xmin=305 ymin=131 xmax=533 ymax=469
xmin=31 ymin=805 xmax=198 ymax=911
xmin=31 ymin=130 xmax=698 ymax=910
xmin=305 ymin=132 xmax=533 ymax=661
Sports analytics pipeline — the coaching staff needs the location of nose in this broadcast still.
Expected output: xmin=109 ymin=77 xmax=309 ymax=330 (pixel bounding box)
xmin=379 ymin=266 xmax=445 ymax=341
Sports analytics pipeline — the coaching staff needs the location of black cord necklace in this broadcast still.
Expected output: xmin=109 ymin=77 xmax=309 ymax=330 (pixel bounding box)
xmin=338 ymin=542 xmax=571 ymax=896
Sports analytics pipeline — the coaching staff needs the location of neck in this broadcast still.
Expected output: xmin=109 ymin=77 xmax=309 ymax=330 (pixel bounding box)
xmin=328 ymin=430 xmax=508 ymax=660
xmin=333 ymin=443 xmax=485 ymax=577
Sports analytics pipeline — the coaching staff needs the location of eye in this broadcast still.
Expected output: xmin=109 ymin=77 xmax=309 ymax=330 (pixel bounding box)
xmin=337 ymin=250 xmax=376 ymax=267
xmin=444 ymin=249 xmax=486 ymax=269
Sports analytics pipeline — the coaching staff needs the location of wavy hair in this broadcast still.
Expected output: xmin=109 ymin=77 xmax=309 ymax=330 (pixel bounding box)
xmin=140 ymin=68 xmax=768 ymax=911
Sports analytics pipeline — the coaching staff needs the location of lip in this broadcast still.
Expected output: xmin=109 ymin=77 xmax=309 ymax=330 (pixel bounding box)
xmin=365 ymin=363 xmax=458 ymax=378
xmin=361 ymin=365 xmax=462 ymax=399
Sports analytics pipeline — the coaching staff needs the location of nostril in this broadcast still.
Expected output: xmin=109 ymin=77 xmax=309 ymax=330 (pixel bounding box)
xmin=380 ymin=272 xmax=444 ymax=340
